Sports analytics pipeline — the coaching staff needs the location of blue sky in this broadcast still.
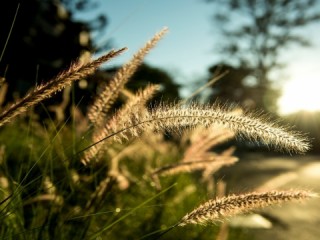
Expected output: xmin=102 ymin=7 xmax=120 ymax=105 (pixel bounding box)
xmin=93 ymin=0 xmax=216 ymax=79
xmin=74 ymin=0 xmax=320 ymax=114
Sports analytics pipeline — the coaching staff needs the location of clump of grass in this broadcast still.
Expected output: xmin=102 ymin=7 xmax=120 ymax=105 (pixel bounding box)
xmin=87 ymin=27 xmax=169 ymax=127
xmin=82 ymin=83 xmax=161 ymax=164
xmin=82 ymin=28 xmax=168 ymax=165
xmin=0 ymin=26 xmax=315 ymax=240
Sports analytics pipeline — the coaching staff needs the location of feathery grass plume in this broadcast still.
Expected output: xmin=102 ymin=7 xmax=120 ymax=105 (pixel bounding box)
xmin=112 ymin=102 xmax=309 ymax=154
xmin=92 ymin=84 xmax=160 ymax=146
xmin=104 ymin=84 xmax=161 ymax=135
xmin=0 ymin=48 xmax=126 ymax=127
xmin=214 ymin=181 xmax=229 ymax=240
xmin=82 ymin=84 xmax=161 ymax=165
xmin=151 ymin=157 xmax=238 ymax=177
xmin=87 ymin=27 xmax=168 ymax=126
xmin=178 ymin=190 xmax=316 ymax=226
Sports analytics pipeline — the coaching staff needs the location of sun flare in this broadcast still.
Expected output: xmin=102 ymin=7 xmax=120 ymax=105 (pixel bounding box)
xmin=278 ymin=68 xmax=320 ymax=115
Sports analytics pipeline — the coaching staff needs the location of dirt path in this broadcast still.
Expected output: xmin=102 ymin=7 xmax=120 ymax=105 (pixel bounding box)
xmin=216 ymin=154 xmax=320 ymax=240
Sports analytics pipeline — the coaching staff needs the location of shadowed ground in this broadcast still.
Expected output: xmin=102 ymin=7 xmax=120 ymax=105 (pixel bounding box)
xmin=216 ymin=154 xmax=320 ymax=240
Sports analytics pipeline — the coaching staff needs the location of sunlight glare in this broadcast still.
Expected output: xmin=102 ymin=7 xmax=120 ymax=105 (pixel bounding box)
xmin=278 ymin=69 xmax=320 ymax=115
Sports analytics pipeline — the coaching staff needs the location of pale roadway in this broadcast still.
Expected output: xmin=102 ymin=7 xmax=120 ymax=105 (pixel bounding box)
xmin=216 ymin=153 xmax=320 ymax=240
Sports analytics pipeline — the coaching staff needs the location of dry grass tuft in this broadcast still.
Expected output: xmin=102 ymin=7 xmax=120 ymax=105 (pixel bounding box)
xmin=0 ymin=25 xmax=315 ymax=239
xmin=82 ymin=84 xmax=161 ymax=165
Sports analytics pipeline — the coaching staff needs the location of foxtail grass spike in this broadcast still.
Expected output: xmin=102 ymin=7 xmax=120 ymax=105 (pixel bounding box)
xmin=179 ymin=190 xmax=315 ymax=226
xmin=107 ymin=102 xmax=310 ymax=154
xmin=0 ymin=48 xmax=126 ymax=127
xmin=87 ymin=27 xmax=168 ymax=126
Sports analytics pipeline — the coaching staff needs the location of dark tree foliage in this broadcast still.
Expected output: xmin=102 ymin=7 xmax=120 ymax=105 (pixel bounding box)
xmin=0 ymin=0 xmax=97 ymax=96
xmin=205 ymin=0 xmax=320 ymax=112
xmin=209 ymin=65 xmax=253 ymax=107
xmin=102 ymin=64 xmax=180 ymax=104
xmin=208 ymin=64 xmax=281 ymax=110
xmin=0 ymin=0 xmax=112 ymax=122
xmin=61 ymin=0 xmax=111 ymax=52
xmin=127 ymin=64 xmax=180 ymax=103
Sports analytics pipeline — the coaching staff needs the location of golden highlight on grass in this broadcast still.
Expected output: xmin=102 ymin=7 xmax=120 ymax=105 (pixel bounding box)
xmin=82 ymin=84 xmax=161 ymax=165
xmin=108 ymin=102 xmax=310 ymax=154
xmin=0 ymin=48 xmax=126 ymax=127
xmin=151 ymin=157 xmax=238 ymax=177
xmin=182 ymin=126 xmax=235 ymax=163
xmin=105 ymin=84 xmax=161 ymax=134
xmin=178 ymin=190 xmax=315 ymax=226
xmin=87 ymin=27 xmax=168 ymax=126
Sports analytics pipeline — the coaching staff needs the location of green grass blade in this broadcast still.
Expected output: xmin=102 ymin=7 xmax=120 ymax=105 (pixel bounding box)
xmin=89 ymin=183 xmax=177 ymax=239
xmin=0 ymin=4 xmax=20 ymax=63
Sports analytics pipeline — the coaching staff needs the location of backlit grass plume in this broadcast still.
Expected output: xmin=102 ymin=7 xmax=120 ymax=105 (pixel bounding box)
xmin=82 ymin=84 xmax=161 ymax=165
xmin=87 ymin=27 xmax=168 ymax=127
xmin=106 ymin=102 xmax=310 ymax=154
xmin=0 ymin=48 xmax=126 ymax=127
xmin=178 ymin=190 xmax=316 ymax=226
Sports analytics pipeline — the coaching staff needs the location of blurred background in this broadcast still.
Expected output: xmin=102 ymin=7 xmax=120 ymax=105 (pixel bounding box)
xmin=1 ymin=0 xmax=320 ymax=152
xmin=1 ymin=2 xmax=320 ymax=239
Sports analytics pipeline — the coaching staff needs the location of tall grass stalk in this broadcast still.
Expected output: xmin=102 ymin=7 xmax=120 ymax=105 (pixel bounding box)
xmin=88 ymin=183 xmax=176 ymax=239
xmin=178 ymin=190 xmax=316 ymax=226
xmin=87 ymin=27 xmax=168 ymax=126
xmin=97 ymin=102 xmax=309 ymax=154
xmin=0 ymin=48 xmax=126 ymax=127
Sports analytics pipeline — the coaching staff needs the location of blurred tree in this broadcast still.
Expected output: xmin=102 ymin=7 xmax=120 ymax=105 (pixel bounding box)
xmin=127 ymin=64 xmax=180 ymax=102
xmin=205 ymin=0 xmax=320 ymax=112
xmin=0 ymin=0 xmax=97 ymax=95
xmin=60 ymin=0 xmax=111 ymax=52
xmin=208 ymin=64 xmax=280 ymax=110
xmin=0 ymin=0 xmax=109 ymax=119
xmin=100 ymin=64 xmax=180 ymax=104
